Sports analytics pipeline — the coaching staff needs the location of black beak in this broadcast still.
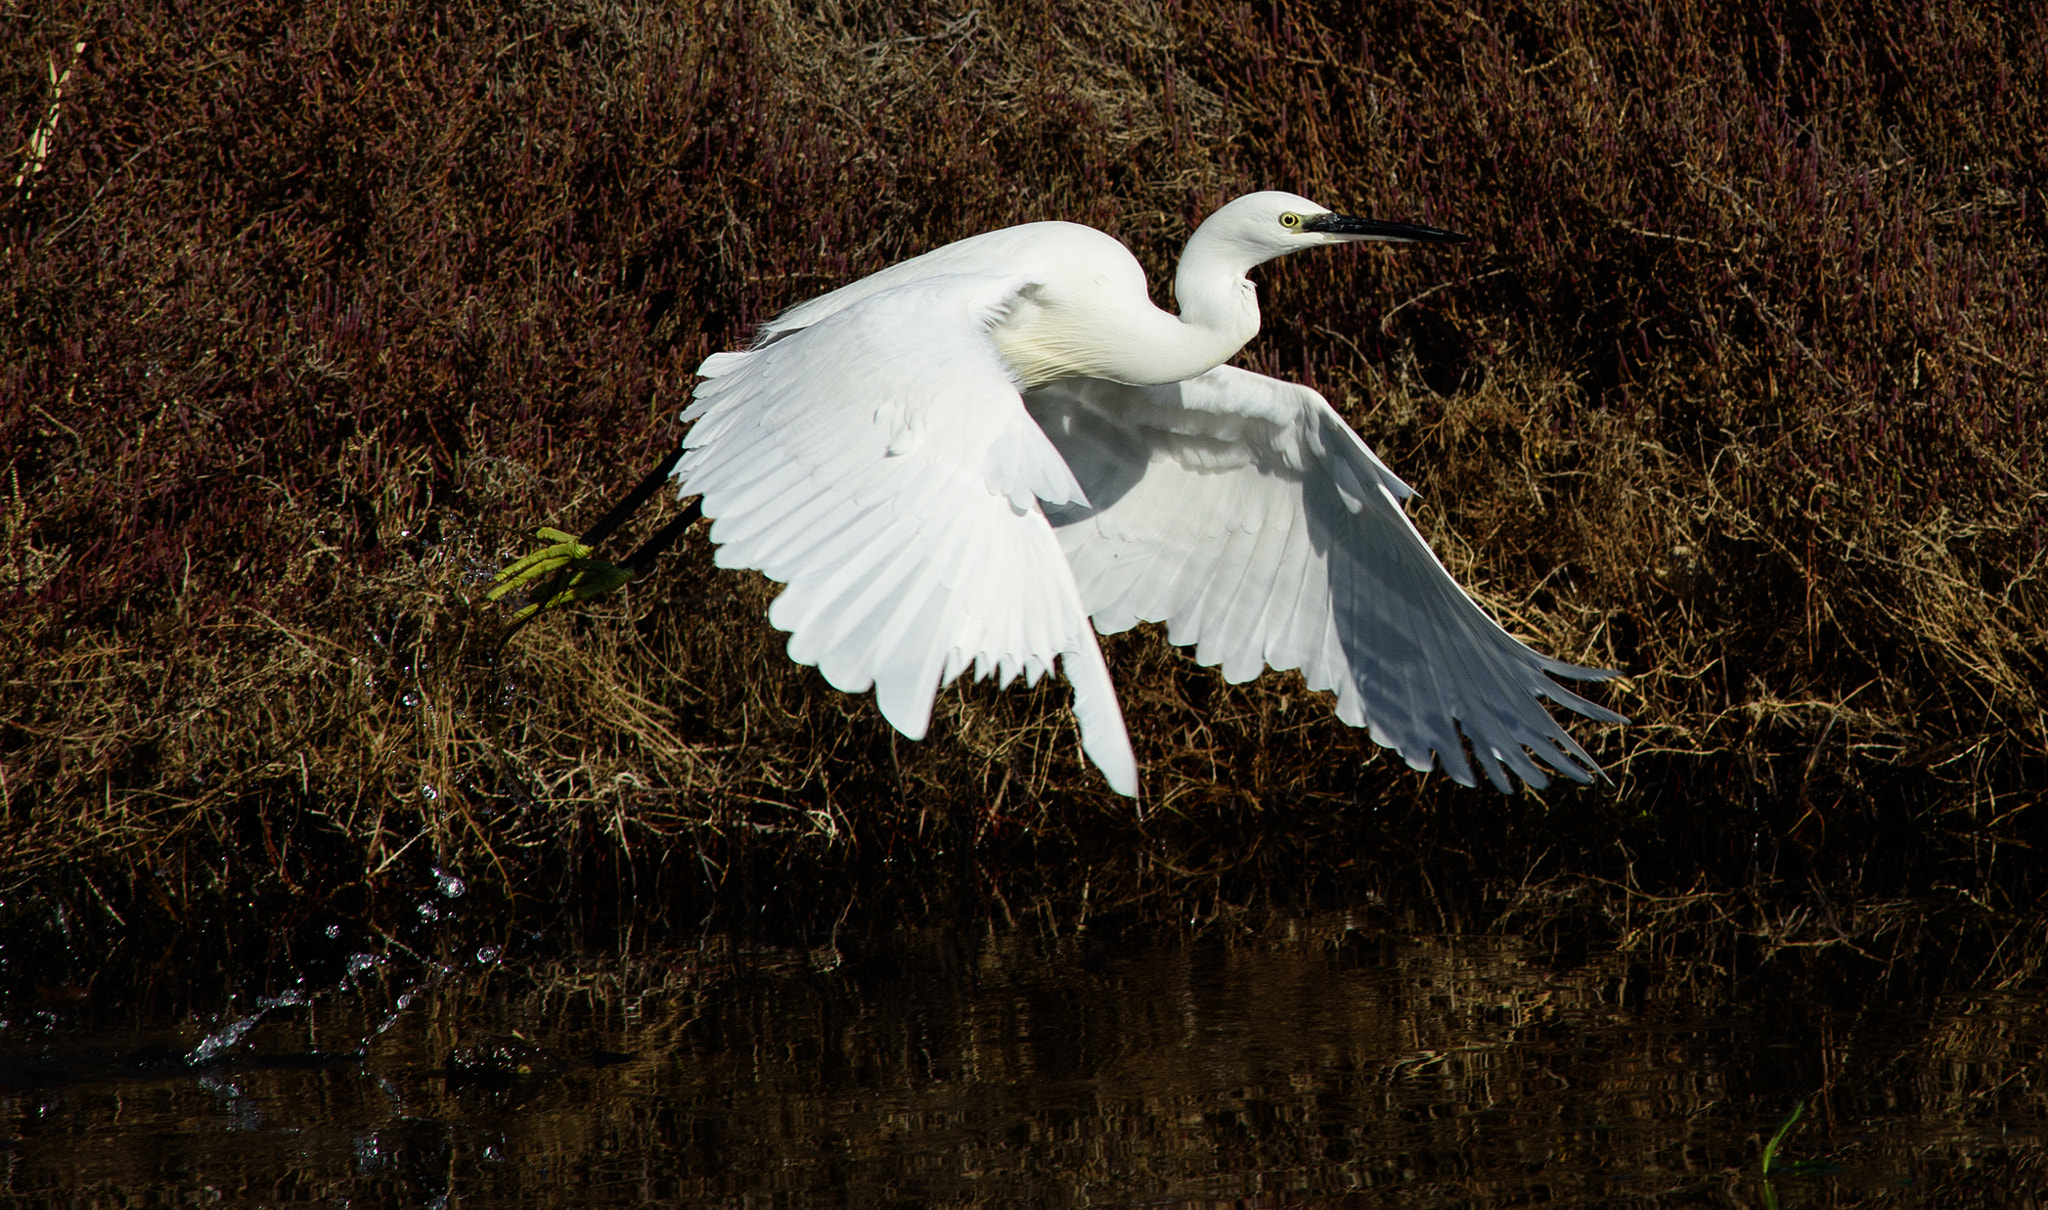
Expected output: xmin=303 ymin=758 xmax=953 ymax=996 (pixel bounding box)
xmin=1304 ymin=213 xmax=1468 ymax=244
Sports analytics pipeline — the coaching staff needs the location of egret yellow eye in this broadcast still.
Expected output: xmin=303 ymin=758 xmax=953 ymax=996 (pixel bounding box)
xmin=1279 ymin=212 xmax=1304 ymax=230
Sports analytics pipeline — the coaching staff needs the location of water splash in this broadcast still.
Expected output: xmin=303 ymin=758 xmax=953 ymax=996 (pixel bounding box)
xmin=368 ymin=988 xmax=421 ymax=1042
xmin=187 ymin=1011 xmax=262 ymax=1065
xmin=187 ymin=988 xmax=307 ymax=1066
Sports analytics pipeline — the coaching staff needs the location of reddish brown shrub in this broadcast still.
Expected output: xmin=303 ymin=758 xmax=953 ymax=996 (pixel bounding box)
xmin=3 ymin=0 xmax=2042 ymax=939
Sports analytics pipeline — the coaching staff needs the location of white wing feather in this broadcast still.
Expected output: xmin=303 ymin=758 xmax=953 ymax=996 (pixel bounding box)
xmin=1027 ymin=365 xmax=1623 ymax=792
xmin=677 ymin=274 xmax=1139 ymax=796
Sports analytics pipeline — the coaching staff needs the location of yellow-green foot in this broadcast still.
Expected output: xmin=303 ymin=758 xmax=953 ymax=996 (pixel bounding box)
xmin=487 ymin=527 xmax=635 ymax=621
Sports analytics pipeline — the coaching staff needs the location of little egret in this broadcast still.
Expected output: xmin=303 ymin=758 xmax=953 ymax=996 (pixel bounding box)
xmin=495 ymin=191 xmax=1624 ymax=796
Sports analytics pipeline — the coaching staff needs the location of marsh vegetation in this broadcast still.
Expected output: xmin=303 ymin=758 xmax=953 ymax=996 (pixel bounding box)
xmin=3 ymin=5 xmax=2045 ymax=1194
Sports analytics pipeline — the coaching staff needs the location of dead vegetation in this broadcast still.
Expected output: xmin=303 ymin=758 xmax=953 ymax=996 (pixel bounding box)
xmin=2 ymin=0 xmax=2044 ymax=962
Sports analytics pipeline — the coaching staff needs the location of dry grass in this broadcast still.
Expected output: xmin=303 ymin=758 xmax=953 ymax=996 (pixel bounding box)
xmin=3 ymin=0 xmax=2044 ymax=960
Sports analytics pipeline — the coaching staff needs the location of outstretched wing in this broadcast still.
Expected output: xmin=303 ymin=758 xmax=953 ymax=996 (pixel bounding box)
xmin=678 ymin=274 xmax=1139 ymax=796
xmin=1026 ymin=365 xmax=1623 ymax=792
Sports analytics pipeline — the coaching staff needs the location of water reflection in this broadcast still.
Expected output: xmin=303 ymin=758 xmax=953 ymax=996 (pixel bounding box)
xmin=3 ymin=916 xmax=2043 ymax=1205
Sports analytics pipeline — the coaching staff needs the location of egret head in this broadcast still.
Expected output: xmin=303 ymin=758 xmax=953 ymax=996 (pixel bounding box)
xmin=1196 ymin=190 xmax=1468 ymax=267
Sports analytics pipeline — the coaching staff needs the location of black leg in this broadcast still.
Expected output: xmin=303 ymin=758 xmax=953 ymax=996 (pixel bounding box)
xmin=579 ymin=443 xmax=685 ymax=551
xmin=621 ymin=498 xmax=704 ymax=577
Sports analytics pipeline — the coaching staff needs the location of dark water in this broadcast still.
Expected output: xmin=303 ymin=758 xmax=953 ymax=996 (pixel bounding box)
xmin=3 ymin=911 xmax=2044 ymax=1207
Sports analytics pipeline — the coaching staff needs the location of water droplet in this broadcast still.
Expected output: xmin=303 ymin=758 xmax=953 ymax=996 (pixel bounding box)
xmin=419 ymin=783 xmax=439 ymax=801
xmin=475 ymin=945 xmax=501 ymax=965
xmin=325 ymin=924 xmax=342 ymax=939
xmin=417 ymin=901 xmax=441 ymax=922
xmin=433 ymin=869 xmax=466 ymax=899
xmin=347 ymin=953 xmax=385 ymax=977
xmin=401 ymin=690 xmax=420 ymax=708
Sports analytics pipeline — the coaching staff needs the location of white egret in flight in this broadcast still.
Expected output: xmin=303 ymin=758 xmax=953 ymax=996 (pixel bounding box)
xmin=494 ymin=191 xmax=1623 ymax=795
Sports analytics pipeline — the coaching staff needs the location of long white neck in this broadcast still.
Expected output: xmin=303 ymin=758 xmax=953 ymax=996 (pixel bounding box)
xmin=994 ymin=213 xmax=1272 ymax=388
xmin=1078 ymin=219 xmax=1266 ymax=386
xmin=1166 ymin=228 xmax=1263 ymax=369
